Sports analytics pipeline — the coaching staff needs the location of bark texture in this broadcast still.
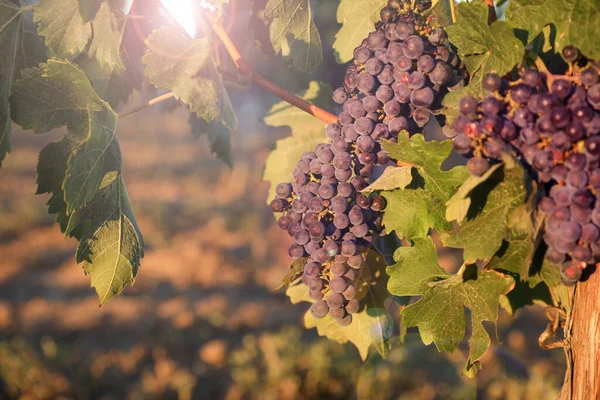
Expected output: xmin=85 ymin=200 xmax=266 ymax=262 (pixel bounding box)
xmin=559 ymin=268 xmax=600 ymax=400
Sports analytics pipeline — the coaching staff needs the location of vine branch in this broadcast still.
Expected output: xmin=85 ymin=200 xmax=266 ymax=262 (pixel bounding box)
xmin=204 ymin=15 xmax=339 ymax=125
xmin=449 ymin=0 xmax=457 ymax=24
xmin=118 ymin=92 xmax=175 ymax=118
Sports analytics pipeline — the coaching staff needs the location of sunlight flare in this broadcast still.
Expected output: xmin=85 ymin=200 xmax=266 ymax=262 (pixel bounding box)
xmin=158 ymin=0 xmax=198 ymax=38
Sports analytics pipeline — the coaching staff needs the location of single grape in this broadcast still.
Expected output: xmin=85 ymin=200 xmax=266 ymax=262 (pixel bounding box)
xmin=429 ymin=61 xmax=451 ymax=85
xmin=417 ymin=55 xmax=435 ymax=73
xmin=459 ymin=96 xmax=478 ymax=115
xmin=330 ymin=276 xmax=349 ymax=293
xmin=394 ymin=22 xmax=414 ymax=40
xmin=403 ymin=35 xmax=425 ymax=59
xmin=467 ymin=157 xmax=490 ymax=176
xmin=310 ymin=300 xmax=329 ymax=318
xmin=354 ymin=46 xmax=373 ymax=64
xmin=482 ymin=73 xmax=502 ymax=92
xmin=562 ymin=46 xmax=579 ymax=63
xmin=326 ymin=292 xmax=345 ymax=309
xmin=428 ymin=27 xmax=447 ymax=45
xmin=410 ymin=87 xmax=434 ymax=107
xmin=581 ymin=68 xmax=599 ymax=86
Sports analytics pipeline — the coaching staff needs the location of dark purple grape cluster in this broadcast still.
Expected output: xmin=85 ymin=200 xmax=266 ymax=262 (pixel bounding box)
xmin=332 ymin=1 xmax=467 ymax=137
xmin=270 ymin=0 xmax=468 ymax=325
xmin=452 ymin=54 xmax=600 ymax=286
xmin=271 ymin=146 xmax=387 ymax=326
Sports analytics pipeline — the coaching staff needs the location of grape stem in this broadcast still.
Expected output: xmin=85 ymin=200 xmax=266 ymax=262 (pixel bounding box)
xmin=203 ymin=14 xmax=339 ymax=125
xmin=449 ymin=1 xmax=457 ymax=24
xmin=533 ymin=56 xmax=578 ymax=88
xmin=118 ymin=92 xmax=176 ymax=118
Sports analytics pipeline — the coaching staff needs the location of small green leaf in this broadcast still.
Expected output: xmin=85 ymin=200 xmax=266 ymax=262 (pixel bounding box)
xmin=299 ymin=250 xmax=393 ymax=360
xmin=190 ymin=113 xmax=233 ymax=167
xmin=0 ymin=1 xmax=46 ymax=169
xmin=143 ymin=26 xmax=238 ymax=131
xmin=362 ymin=166 xmax=413 ymax=194
xmin=382 ymin=134 xmax=467 ymax=202
xmin=333 ymin=0 xmax=386 ymax=63
xmin=264 ymin=0 xmax=323 ymax=73
xmin=446 ymin=0 xmax=524 ymax=95
xmin=425 ymin=0 xmax=454 ymax=27
xmin=276 ymin=258 xmax=307 ymax=291
xmin=387 ymin=237 xmax=450 ymax=296
xmin=87 ymin=1 xmax=126 ymax=72
xmin=390 ymin=237 xmax=514 ymax=373
xmin=506 ymin=0 xmax=600 ymax=58
xmin=442 ymin=159 xmax=530 ymax=263
xmin=380 ymin=134 xmax=467 ymax=239
xmin=10 ymin=59 xmax=105 ymax=134
xmin=71 ymin=174 xmax=144 ymax=305
xmin=63 ymin=109 xmax=121 ymax=214
xmin=382 ymin=188 xmax=451 ymax=239
xmin=35 ymin=0 xmax=91 ymax=59
xmin=446 ymin=163 xmax=503 ymax=224
xmin=263 ymin=81 xmax=332 ymax=203
xmin=78 ymin=0 xmax=103 ymax=22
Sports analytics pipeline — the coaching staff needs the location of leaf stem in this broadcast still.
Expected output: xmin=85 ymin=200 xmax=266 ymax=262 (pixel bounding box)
xmin=118 ymin=92 xmax=176 ymax=118
xmin=449 ymin=0 xmax=457 ymax=24
xmin=203 ymin=14 xmax=339 ymax=125
xmin=533 ymin=56 xmax=577 ymax=88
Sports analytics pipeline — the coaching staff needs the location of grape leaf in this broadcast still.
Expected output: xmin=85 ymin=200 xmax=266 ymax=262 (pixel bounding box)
xmin=263 ymin=81 xmax=332 ymax=203
xmin=12 ymin=59 xmax=143 ymax=305
xmin=77 ymin=57 xmax=138 ymax=107
xmin=63 ymin=109 xmax=121 ymax=214
xmin=446 ymin=0 xmax=524 ymax=95
xmin=302 ymin=250 xmax=393 ymax=360
xmin=505 ymin=0 xmax=600 ymax=58
xmin=333 ymin=0 xmax=386 ymax=63
xmin=264 ymin=0 xmax=323 ymax=73
xmin=69 ymin=173 xmax=143 ymax=305
xmin=0 ymin=1 xmax=45 ymax=169
xmin=441 ymin=157 xmax=530 ymax=263
xmin=86 ymin=1 xmax=126 ymax=72
xmin=10 ymin=59 xmax=104 ymax=134
xmin=78 ymin=0 xmax=103 ymax=22
xmin=143 ymin=26 xmax=238 ymax=131
xmin=190 ymin=113 xmax=233 ymax=167
xmin=446 ymin=162 xmax=503 ymax=224
xmin=276 ymin=258 xmax=308 ymax=291
xmin=380 ymin=134 xmax=467 ymax=238
xmin=390 ymin=237 xmax=514 ymax=376
xmin=34 ymin=0 xmax=91 ymax=59
xmin=285 ymin=279 xmax=312 ymax=304
xmin=362 ymin=166 xmax=413 ymax=194
xmin=425 ymin=0 xmax=454 ymax=28
xmin=35 ymin=0 xmax=126 ymax=71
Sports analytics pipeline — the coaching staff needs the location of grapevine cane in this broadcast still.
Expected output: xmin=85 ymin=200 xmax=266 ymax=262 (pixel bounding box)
xmin=204 ymin=14 xmax=339 ymax=125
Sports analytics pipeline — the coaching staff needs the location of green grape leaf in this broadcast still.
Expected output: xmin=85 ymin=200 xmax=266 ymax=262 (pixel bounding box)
xmin=0 ymin=1 xmax=46 ymax=169
xmin=276 ymin=258 xmax=308 ymax=291
xmin=390 ymin=237 xmax=514 ymax=375
xmin=442 ymin=157 xmax=530 ymax=263
xmin=78 ymin=0 xmax=103 ymax=22
xmin=382 ymin=187 xmax=451 ymax=239
xmin=382 ymin=134 xmax=468 ymax=201
xmin=303 ymin=250 xmax=393 ymax=360
xmin=333 ymin=0 xmax=386 ymax=63
xmin=506 ymin=0 xmax=600 ymax=58
xmin=264 ymin=0 xmax=323 ymax=73
xmin=34 ymin=0 xmax=91 ymax=59
xmin=362 ymin=166 xmax=413 ymax=194
xmin=190 ymin=113 xmax=233 ymax=167
xmin=77 ymin=57 xmax=139 ymax=107
xmin=63 ymin=109 xmax=121 ymax=214
xmin=14 ymin=59 xmax=143 ymax=305
xmin=380 ymin=134 xmax=467 ymax=238
xmin=446 ymin=0 xmax=524 ymax=95
xmin=143 ymin=26 xmax=238 ymax=131
xmin=387 ymin=236 xmax=449 ymax=296
xmin=10 ymin=59 xmax=105 ymax=134
xmin=425 ymin=0 xmax=454 ymax=27
xmin=446 ymin=162 xmax=503 ymax=224
xmin=87 ymin=1 xmax=126 ymax=72
xmin=286 ymin=279 xmax=312 ymax=304
xmin=70 ymin=173 xmax=144 ymax=305
xmin=263 ymin=81 xmax=332 ymax=203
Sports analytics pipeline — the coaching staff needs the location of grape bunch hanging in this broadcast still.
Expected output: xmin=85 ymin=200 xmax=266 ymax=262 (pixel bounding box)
xmin=452 ymin=48 xmax=600 ymax=286
xmin=270 ymin=0 xmax=467 ymax=326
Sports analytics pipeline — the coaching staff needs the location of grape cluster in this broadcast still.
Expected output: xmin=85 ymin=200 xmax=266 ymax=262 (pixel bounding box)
xmin=451 ymin=52 xmax=600 ymax=286
xmin=271 ymin=0 xmax=468 ymax=325
xmin=271 ymin=147 xmax=386 ymax=326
